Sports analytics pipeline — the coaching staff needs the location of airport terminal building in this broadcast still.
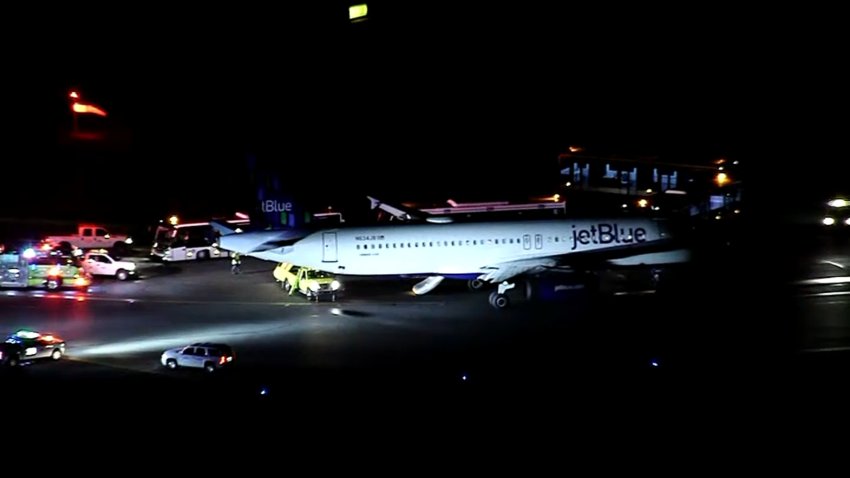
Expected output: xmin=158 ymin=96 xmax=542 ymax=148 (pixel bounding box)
xmin=556 ymin=149 xmax=743 ymax=218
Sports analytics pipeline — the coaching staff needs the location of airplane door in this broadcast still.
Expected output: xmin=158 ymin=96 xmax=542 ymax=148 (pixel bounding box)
xmin=522 ymin=234 xmax=531 ymax=250
xmin=322 ymin=232 xmax=338 ymax=262
xmin=535 ymin=234 xmax=543 ymax=249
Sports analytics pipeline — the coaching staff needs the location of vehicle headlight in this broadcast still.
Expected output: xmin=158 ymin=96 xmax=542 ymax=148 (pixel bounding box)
xmin=125 ymin=237 xmax=134 ymax=245
xmin=331 ymin=280 xmax=341 ymax=290
xmin=127 ymin=263 xmax=137 ymax=270
xmin=309 ymin=282 xmax=319 ymax=292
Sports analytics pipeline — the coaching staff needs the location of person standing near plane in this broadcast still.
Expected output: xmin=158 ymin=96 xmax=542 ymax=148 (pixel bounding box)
xmin=231 ymin=252 xmax=242 ymax=274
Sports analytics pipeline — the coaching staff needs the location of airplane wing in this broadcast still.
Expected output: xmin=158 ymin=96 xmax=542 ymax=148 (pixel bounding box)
xmin=368 ymin=196 xmax=453 ymax=224
xmin=478 ymin=257 xmax=559 ymax=283
xmin=367 ymin=196 xmax=425 ymax=220
xmin=476 ymin=241 xmax=690 ymax=283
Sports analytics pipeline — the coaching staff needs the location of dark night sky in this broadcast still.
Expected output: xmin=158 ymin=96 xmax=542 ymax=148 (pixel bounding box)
xmin=1 ymin=3 xmax=842 ymax=223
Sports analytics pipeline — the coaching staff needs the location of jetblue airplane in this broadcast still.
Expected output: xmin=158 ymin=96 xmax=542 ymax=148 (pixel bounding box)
xmin=217 ymin=198 xmax=690 ymax=308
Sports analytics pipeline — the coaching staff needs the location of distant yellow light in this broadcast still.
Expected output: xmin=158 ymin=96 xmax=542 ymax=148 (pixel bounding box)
xmin=349 ymin=4 xmax=368 ymax=20
xmin=715 ymin=172 xmax=730 ymax=187
xmin=637 ymin=199 xmax=649 ymax=208
xmin=71 ymin=102 xmax=107 ymax=117
xmin=169 ymin=215 xmax=179 ymax=226
xmin=553 ymin=194 xmax=560 ymax=202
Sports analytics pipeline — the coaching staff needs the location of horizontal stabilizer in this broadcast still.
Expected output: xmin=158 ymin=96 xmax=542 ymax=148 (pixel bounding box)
xmin=210 ymin=220 xmax=236 ymax=236
xmin=218 ymin=229 xmax=308 ymax=254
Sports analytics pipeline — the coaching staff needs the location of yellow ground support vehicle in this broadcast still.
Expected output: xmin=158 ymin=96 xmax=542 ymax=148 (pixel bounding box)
xmin=273 ymin=262 xmax=341 ymax=301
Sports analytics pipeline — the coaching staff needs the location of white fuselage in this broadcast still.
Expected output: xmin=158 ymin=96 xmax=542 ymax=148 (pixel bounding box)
xmin=276 ymin=218 xmax=670 ymax=276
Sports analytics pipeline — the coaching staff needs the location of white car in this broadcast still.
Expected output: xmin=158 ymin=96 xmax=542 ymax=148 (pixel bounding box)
xmin=82 ymin=250 xmax=137 ymax=280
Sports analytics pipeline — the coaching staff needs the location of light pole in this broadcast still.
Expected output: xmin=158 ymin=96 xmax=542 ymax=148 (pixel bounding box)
xmin=68 ymin=90 xmax=107 ymax=138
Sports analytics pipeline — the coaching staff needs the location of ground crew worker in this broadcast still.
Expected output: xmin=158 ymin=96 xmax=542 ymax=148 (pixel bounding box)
xmin=231 ymin=252 xmax=242 ymax=274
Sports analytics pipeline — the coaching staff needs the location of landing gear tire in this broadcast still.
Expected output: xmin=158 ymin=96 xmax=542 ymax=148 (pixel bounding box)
xmin=489 ymin=291 xmax=510 ymax=309
xmin=468 ymin=279 xmax=484 ymax=291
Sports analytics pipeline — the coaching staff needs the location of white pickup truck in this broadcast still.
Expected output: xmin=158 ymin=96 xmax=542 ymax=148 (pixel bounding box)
xmin=81 ymin=250 xmax=137 ymax=281
xmin=43 ymin=224 xmax=133 ymax=253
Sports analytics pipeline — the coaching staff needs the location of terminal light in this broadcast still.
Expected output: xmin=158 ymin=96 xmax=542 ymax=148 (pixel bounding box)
xmin=715 ymin=172 xmax=730 ymax=187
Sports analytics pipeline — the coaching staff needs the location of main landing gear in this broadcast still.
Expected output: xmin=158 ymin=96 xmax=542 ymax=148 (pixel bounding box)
xmin=488 ymin=281 xmax=515 ymax=309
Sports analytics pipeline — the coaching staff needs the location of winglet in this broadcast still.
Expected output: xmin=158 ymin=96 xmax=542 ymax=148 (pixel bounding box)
xmin=367 ymin=196 xmax=382 ymax=210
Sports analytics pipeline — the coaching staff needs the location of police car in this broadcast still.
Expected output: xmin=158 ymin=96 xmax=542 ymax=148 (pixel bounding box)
xmin=0 ymin=330 xmax=66 ymax=367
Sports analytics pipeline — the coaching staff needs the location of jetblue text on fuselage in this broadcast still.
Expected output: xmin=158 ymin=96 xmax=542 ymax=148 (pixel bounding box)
xmin=570 ymin=223 xmax=647 ymax=250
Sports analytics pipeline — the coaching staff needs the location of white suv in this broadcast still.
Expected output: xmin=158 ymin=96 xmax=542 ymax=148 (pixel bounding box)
xmin=82 ymin=250 xmax=137 ymax=280
xmin=160 ymin=343 xmax=235 ymax=373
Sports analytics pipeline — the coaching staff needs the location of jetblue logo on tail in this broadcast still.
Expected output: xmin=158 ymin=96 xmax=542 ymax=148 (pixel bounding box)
xmin=261 ymin=200 xmax=293 ymax=213
xmin=259 ymin=200 xmax=299 ymax=228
